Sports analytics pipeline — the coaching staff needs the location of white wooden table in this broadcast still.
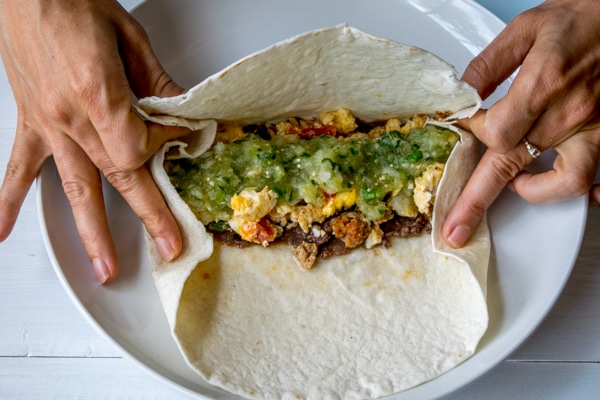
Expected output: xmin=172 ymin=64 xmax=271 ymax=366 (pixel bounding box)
xmin=1 ymin=1 xmax=599 ymax=398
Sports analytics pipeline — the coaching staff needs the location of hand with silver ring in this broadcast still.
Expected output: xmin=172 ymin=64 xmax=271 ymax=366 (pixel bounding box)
xmin=442 ymin=0 xmax=600 ymax=248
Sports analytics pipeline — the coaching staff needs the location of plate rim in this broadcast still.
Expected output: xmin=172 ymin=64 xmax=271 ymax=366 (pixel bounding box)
xmin=35 ymin=0 xmax=588 ymax=398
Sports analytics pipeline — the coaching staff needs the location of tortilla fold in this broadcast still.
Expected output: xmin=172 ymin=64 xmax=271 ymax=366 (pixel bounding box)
xmin=137 ymin=25 xmax=490 ymax=400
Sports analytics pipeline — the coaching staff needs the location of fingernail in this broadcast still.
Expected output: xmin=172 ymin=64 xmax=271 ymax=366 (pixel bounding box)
xmin=447 ymin=224 xmax=472 ymax=249
xmin=92 ymin=258 xmax=111 ymax=284
xmin=155 ymin=236 xmax=176 ymax=262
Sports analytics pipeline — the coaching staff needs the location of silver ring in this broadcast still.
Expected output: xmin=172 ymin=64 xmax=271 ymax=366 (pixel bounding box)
xmin=522 ymin=137 xmax=541 ymax=159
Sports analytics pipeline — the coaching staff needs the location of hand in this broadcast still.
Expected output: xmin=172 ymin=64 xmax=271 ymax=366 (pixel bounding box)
xmin=443 ymin=0 xmax=600 ymax=248
xmin=0 ymin=0 xmax=190 ymax=283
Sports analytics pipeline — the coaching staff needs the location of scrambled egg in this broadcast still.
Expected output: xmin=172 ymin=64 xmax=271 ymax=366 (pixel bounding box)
xmin=270 ymin=190 xmax=359 ymax=233
xmin=320 ymin=108 xmax=358 ymax=134
xmin=413 ymin=163 xmax=444 ymax=216
xmin=274 ymin=120 xmax=297 ymax=136
xmin=366 ymin=114 xmax=427 ymax=138
xmin=399 ymin=114 xmax=428 ymax=134
xmin=228 ymin=188 xmax=359 ymax=243
xmin=365 ymin=225 xmax=384 ymax=249
xmin=215 ymin=122 xmax=247 ymax=143
xmin=321 ymin=190 xmax=358 ymax=218
xmin=231 ymin=188 xmax=277 ymax=220
xmin=389 ymin=195 xmax=419 ymax=218
xmin=229 ymin=188 xmax=278 ymax=245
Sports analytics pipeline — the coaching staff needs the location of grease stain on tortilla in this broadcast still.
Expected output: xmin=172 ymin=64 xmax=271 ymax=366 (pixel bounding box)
xmin=175 ymin=249 xmax=231 ymax=345
xmin=361 ymin=279 xmax=378 ymax=288
xmin=251 ymin=340 xmax=264 ymax=355
xmin=365 ymin=36 xmax=393 ymax=46
xmin=402 ymin=269 xmax=420 ymax=282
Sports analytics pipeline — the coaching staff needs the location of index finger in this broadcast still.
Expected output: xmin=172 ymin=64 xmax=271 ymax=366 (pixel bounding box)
xmin=469 ymin=45 xmax=559 ymax=153
xmin=461 ymin=12 xmax=565 ymax=153
xmin=462 ymin=12 xmax=536 ymax=100
xmin=0 ymin=126 xmax=51 ymax=241
xmin=442 ymin=144 xmax=532 ymax=248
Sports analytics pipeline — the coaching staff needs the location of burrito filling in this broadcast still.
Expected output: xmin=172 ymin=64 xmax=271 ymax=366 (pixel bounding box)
xmin=166 ymin=109 xmax=458 ymax=269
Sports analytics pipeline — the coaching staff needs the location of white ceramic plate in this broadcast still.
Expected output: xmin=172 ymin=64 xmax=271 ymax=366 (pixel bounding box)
xmin=37 ymin=0 xmax=587 ymax=399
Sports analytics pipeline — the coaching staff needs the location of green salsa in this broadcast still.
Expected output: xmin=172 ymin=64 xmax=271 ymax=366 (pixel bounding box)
xmin=166 ymin=125 xmax=459 ymax=223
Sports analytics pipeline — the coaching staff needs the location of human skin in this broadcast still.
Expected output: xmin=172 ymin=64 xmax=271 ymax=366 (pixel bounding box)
xmin=443 ymin=0 xmax=600 ymax=248
xmin=0 ymin=0 xmax=190 ymax=283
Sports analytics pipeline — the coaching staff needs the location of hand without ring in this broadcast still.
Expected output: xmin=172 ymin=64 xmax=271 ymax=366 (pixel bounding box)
xmin=522 ymin=137 xmax=542 ymax=159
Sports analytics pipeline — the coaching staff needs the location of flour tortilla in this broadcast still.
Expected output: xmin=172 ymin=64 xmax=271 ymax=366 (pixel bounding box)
xmin=137 ymin=25 xmax=490 ymax=399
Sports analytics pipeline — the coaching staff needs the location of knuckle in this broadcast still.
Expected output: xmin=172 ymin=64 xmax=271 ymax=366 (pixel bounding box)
xmin=577 ymin=95 xmax=598 ymax=119
xmin=70 ymin=61 xmax=131 ymax=120
xmin=71 ymin=66 xmax=103 ymax=105
xmin=71 ymin=59 xmax=114 ymax=99
xmin=102 ymin=167 xmax=170 ymax=233
xmin=480 ymin=123 xmax=516 ymax=152
xmin=465 ymin=56 xmax=492 ymax=85
xmin=103 ymin=167 xmax=137 ymax=193
xmin=4 ymin=148 xmax=47 ymax=186
xmin=81 ymin=79 xmax=129 ymax=117
xmin=492 ymin=153 xmax=524 ymax=181
xmin=124 ymin=17 xmax=150 ymax=43
xmin=512 ymin=7 xmax=539 ymax=22
xmin=62 ymin=179 xmax=96 ymax=208
xmin=488 ymin=134 xmax=514 ymax=153
xmin=152 ymin=71 xmax=181 ymax=97
xmin=41 ymin=92 xmax=72 ymax=128
xmin=539 ymin=59 xmax=568 ymax=94
xmin=565 ymin=93 xmax=598 ymax=127
xmin=111 ymin=150 xmax=147 ymax=172
xmin=512 ymin=6 xmax=550 ymax=32
xmin=463 ymin=55 xmax=496 ymax=99
xmin=4 ymin=159 xmax=29 ymax=184
xmin=462 ymin=201 xmax=487 ymax=222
